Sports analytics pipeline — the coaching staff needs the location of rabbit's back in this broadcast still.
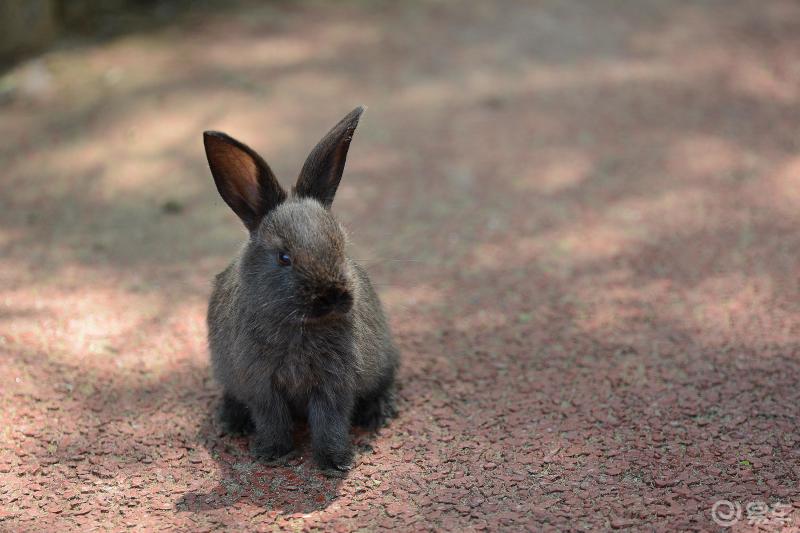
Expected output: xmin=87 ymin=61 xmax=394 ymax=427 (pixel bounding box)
xmin=350 ymin=261 xmax=399 ymax=394
xmin=207 ymin=261 xmax=242 ymax=391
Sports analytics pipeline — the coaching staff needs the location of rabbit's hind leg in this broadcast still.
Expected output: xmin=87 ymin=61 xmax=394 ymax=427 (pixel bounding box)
xmin=218 ymin=392 xmax=255 ymax=435
xmin=352 ymin=382 xmax=397 ymax=431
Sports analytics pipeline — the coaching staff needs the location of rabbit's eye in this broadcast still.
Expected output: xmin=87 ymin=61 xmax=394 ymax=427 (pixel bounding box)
xmin=277 ymin=251 xmax=292 ymax=267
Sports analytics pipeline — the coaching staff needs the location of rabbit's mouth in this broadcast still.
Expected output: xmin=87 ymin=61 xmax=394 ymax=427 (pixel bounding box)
xmin=302 ymin=287 xmax=354 ymax=321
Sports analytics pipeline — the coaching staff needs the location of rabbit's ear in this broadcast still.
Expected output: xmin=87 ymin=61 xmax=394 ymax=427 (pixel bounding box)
xmin=204 ymin=131 xmax=287 ymax=231
xmin=294 ymin=106 xmax=364 ymax=208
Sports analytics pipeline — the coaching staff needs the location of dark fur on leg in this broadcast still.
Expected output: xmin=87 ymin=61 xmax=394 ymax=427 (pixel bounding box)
xmin=218 ymin=392 xmax=254 ymax=435
xmin=352 ymin=382 xmax=397 ymax=431
xmin=250 ymin=389 xmax=294 ymax=461
xmin=309 ymin=389 xmax=354 ymax=471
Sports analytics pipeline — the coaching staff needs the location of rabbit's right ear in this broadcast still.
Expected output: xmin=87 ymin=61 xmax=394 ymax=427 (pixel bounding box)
xmin=294 ymin=106 xmax=364 ymax=208
xmin=204 ymin=131 xmax=287 ymax=231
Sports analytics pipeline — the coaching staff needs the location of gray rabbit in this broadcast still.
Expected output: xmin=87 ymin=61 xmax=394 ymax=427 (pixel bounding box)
xmin=203 ymin=107 xmax=399 ymax=471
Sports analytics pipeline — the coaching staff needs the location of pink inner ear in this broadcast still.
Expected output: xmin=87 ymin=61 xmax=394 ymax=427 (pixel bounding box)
xmin=241 ymin=180 xmax=261 ymax=211
xmin=223 ymin=149 xmax=261 ymax=210
xmin=206 ymin=130 xmax=286 ymax=228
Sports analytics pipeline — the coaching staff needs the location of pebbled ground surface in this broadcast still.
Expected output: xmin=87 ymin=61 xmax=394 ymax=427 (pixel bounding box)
xmin=1 ymin=1 xmax=800 ymax=531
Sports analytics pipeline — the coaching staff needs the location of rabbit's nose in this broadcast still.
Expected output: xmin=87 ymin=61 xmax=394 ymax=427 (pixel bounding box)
xmin=311 ymin=287 xmax=353 ymax=317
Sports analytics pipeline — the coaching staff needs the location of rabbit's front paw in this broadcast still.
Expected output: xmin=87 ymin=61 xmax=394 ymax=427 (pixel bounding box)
xmin=251 ymin=435 xmax=293 ymax=461
xmin=315 ymin=444 xmax=354 ymax=471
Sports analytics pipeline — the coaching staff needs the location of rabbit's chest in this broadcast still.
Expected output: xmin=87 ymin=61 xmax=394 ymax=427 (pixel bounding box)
xmin=272 ymin=348 xmax=323 ymax=392
xmin=241 ymin=329 xmax=353 ymax=396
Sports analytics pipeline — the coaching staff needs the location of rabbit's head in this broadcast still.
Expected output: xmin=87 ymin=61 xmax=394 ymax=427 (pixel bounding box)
xmin=204 ymin=107 xmax=365 ymax=322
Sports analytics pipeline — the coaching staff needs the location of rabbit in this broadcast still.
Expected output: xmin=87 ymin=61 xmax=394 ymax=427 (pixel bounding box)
xmin=203 ymin=106 xmax=399 ymax=471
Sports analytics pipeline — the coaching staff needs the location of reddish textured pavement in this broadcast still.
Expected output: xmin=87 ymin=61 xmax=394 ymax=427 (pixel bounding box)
xmin=1 ymin=1 xmax=800 ymax=531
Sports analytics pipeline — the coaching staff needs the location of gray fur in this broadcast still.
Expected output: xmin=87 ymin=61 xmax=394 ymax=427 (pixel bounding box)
xmin=203 ymin=108 xmax=399 ymax=470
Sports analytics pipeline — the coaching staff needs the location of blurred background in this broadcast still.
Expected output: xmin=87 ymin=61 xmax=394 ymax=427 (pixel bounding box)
xmin=1 ymin=0 xmax=799 ymax=530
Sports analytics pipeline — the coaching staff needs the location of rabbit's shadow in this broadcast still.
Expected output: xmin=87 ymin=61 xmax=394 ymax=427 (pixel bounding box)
xmin=174 ymin=402 xmax=377 ymax=517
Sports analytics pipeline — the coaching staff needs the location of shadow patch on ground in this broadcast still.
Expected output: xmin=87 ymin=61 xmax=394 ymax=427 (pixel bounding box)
xmin=174 ymin=410 xmax=368 ymax=517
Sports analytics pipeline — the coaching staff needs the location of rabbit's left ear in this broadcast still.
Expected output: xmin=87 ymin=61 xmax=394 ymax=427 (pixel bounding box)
xmin=294 ymin=106 xmax=364 ymax=208
xmin=204 ymin=131 xmax=287 ymax=231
